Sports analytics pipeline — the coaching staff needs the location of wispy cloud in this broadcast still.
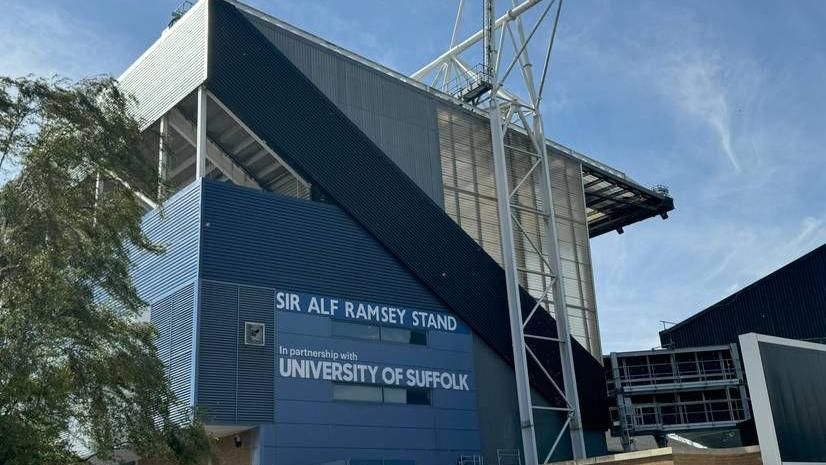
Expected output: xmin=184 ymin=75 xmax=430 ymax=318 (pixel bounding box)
xmin=657 ymin=51 xmax=741 ymax=172
xmin=556 ymin=1 xmax=826 ymax=352
xmin=0 ymin=1 xmax=120 ymax=78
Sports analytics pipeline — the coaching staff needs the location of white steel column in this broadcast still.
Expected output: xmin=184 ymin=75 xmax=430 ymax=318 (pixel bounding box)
xmin=414 ymin=0 xmax=585 ymax=461
xmin=490 ymin=96 xmax=540 ymax=465
xmin=533 ymin=101 xmax=588 ymax=462
xmin=195 ymin=85 xmax=208 ymax=179
xmin=411 ymin=0 xmax=541 ymax=79
xmin=158 ymin=114 xmax=168 ymax=199
xmin=512 ymin=7 xmax=586 ymax=454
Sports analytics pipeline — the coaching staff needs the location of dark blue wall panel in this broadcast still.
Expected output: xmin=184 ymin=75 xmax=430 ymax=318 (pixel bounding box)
xmin=199 ymin=180 xmax=446 ymax=311
xmin=198 ymin=180 xmax=480 ymax=463
xmin=197 ymin=280 xmax=239 ymax=422
xmin=206 ymin=0 xmax=609 ymax=430
xmin=197 ymin=279 xmax=276 ymax=424
xmin=237 ymin=285 xmax=276 ymax=422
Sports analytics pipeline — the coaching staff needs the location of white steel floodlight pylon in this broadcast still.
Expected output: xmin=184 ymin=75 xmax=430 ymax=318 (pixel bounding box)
xmin=412 ymin=0 xmax=587 ymax=463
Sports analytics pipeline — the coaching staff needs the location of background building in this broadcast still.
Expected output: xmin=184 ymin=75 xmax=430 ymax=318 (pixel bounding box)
xmin=660 ymin=244 xmax=826 ymax=349
xmin=119 ymin=1 xmax=674 ymax=463
xmin=600 ymin=244 xmax=826 ymax=453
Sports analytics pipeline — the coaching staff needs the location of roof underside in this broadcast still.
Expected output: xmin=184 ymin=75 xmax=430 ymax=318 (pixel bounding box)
xmin=580 ymin=164 xmax=673 ymax=237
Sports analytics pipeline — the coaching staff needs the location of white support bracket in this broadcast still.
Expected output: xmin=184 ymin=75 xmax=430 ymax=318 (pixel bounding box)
xmin=411 ymin=0 xmax=542 ymax=80
xmin=158 ymin=114 xmax=169 ymax=199
xmin=167 ymin=108 xmax=262 ymax=190
xmin=195 ymin=85 xmax=208 ymax=179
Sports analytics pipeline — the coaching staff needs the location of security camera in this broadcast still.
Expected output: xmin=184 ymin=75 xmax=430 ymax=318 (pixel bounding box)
xmin=234 ymin=435 xmax=242 ymax=448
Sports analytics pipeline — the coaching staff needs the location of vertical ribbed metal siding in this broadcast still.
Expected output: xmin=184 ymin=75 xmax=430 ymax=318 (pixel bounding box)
xmin=197 ymin=279 xmax=276 ymax=424
xmin=207 ymin=1 xmax=608 ymax=429
xmin=660 ymin=245 xmax=826 ymax=348
xmin=240 ymin=11 xmax=444 ymax=206
xmin=150 ymin=283 xmax=196 ymax=422
xmin=197 ymin=280 xmax=238 ymax=422
xmin=118 ymin=0 xmax=207 ymax=127
xmin=236 ymin=285 xmax=275 ymax=422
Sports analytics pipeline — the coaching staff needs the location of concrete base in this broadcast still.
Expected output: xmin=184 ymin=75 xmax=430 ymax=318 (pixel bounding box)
xmin=550 ymin=446 xmax=762 ymax=465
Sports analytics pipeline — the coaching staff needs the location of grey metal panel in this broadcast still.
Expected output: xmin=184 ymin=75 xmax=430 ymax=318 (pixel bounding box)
xmin=472 ymin=333 xmax=608 ymax=461
xmin=437 ymin=103 xmax=602 ymax=357
xmin=119 ymin=0 xmax=207 ymax=127
xmin=759 ymin=341 xmax=826 ymax=462
xmin=150 ymin=283 xmax=196 ymax=422
xmin=471 ymin=332 xmax=523 ymax=464
xmin=241 ymin=12 xmax=444 ymax=206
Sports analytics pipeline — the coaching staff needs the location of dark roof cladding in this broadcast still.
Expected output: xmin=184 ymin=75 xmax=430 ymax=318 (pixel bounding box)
xmin=660 ymin=244 xmax=826 ymax=348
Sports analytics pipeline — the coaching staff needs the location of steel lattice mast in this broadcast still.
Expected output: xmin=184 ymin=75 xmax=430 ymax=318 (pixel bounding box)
xmin=411 ymin=0 xmax=586 ymax=462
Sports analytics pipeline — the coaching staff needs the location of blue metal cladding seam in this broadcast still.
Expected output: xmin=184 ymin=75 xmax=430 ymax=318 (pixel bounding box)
xmin=206 ymin=0 xmax=608 ymax=428
xmin=661 ymin=244 xmax=826 ymax=348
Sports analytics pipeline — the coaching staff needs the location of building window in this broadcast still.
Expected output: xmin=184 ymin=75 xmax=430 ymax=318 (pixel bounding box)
xmin=332 ymin=321 xmax=380 ymax=341
xmin=383 ymin=387 xmax=430 ymax=405
xmin=379 ymin=326 xmax=427 ymax=345
xmin=333 ymin=384 xmax=431 ymax=406
xmin=332 ymin=321 xmax=427 ymax=346
xmin=350 ymin=461 xmax=414 ymax=465
xmin=333 ymin=383 xmax=383 ymax=403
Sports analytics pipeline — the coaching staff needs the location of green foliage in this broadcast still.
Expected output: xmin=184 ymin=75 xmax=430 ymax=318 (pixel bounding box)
xmin=0 ymin=76 xmax=212 ymax=465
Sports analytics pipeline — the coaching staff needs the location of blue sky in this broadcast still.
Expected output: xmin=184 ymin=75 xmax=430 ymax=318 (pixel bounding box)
xmin=2 ymin=0 xmax=824 ymax=352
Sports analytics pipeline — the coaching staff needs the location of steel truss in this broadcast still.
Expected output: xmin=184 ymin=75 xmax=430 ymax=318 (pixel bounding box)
xmin=413 ymin=0 xmax=585 ymax=462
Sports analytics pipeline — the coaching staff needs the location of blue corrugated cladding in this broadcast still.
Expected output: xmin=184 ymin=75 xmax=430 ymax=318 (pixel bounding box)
xmin=198 ymin=180 xmax=480 ymax=463
xmin=130 ymin=182 xmax=202 ymax=421
xmin=660 ymin=244 xmax=826 ymax=348
xmin=199 ymin=180 xmax=446 ymax=309
xmin=206 ymin=0 xmax=608 ymax=429
xmin=131 ymin=182 xmax=201 ymax=303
